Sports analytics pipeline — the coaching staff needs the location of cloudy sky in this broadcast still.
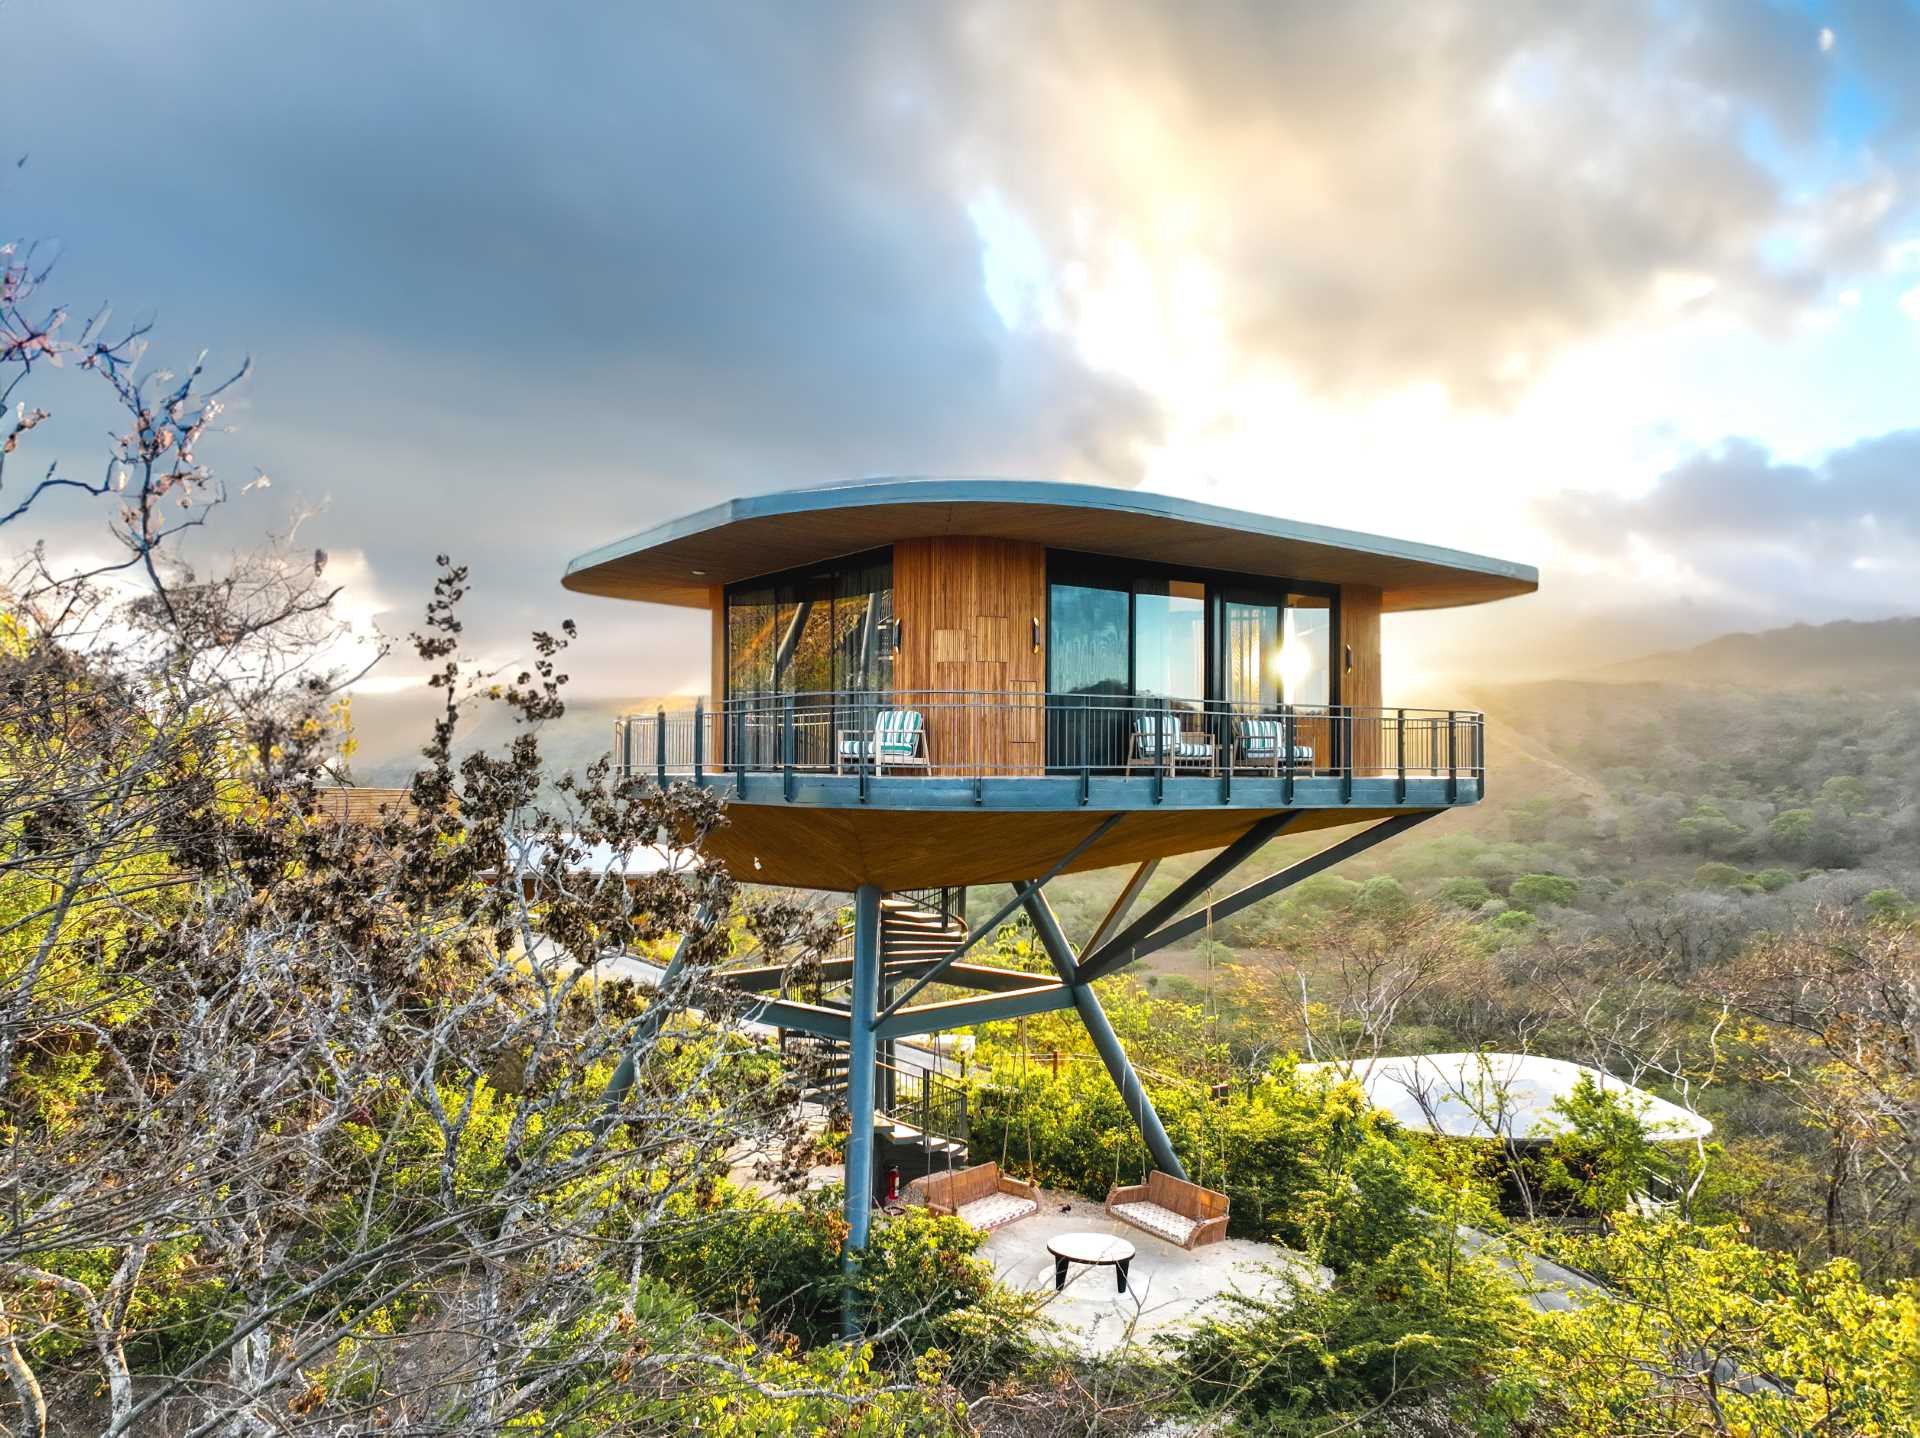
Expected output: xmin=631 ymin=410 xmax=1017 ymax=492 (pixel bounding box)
xmin=9 ymin=1 xmax=1920 ymax=701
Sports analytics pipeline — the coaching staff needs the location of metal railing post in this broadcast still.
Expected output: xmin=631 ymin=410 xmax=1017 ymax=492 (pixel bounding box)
xmin=1446 ymin=709 xmax=1459 ymax=804
xmin=692 ymin=698 xmax=704 ymax=786
xmin=1155 ymin=696 xmax=1167 ymax=804
xmin=1341 ymin=707 xmax=1354 ymax=804
xmin=1395 ymin=707 xmax=1407 ymax=804
xmin=782 ymin=693 xmax=796 ymax=802
xmin=1220 ymin=700 xmax=1232 ymax=804
xmin=859 ymin=693 xmax=871 ymax=803
xmin=655 ymin=705 xmax=667 ymax=786
xmin=1080 ymin=694 xmax=1091 ymax=805
xmin=1282 ymin=706 xmax=1296 ymax=805
xmin=619 ymin=718 xmax=631 ymax=781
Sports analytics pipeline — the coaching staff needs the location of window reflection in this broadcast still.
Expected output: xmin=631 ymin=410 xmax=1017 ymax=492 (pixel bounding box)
xmin=1282 ymin=597 xmax=1331 ymax=707
xmin=725 ymin=550 xmax=892 ymax=698
xmin=1134 ymin=578 xmax=1206 ymax=709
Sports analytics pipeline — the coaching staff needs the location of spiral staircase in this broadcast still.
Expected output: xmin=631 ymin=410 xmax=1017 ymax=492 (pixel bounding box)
xmin=780 ymin=890 xmax=975 ymax=1195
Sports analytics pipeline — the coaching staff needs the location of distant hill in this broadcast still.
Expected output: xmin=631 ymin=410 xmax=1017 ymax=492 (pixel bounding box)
xmin=1590 ymin=616 xmax=1920 ymax=691
xmin=344 ymin=689 xmax=663 ymax=788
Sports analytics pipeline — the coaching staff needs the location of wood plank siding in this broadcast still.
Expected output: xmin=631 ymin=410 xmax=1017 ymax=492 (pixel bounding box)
xmin=1340 ymin=583 xmax=1383 ymax=770
xmin=893 ymin=537 xmax=1046 ymax=775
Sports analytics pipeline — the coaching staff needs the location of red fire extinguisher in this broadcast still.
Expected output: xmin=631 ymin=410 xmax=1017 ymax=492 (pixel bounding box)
xmin=885 ymin=1166 xmax=901 ymax=1202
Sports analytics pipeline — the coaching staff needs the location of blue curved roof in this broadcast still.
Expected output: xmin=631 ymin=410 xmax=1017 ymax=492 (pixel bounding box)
xmin=563 ymin=477 xmax=1537 ymax=612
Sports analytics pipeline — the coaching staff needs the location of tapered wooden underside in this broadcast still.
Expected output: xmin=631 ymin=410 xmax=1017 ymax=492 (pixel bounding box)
xmin=699 ymin=801 xmax=1412 ymax=890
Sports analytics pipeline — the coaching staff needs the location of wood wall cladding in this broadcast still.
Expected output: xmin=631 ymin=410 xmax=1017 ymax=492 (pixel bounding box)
xmin=1341 ymin=583 xmax=1384 ymax=769
xmin=894 ymin=537 xmax=1047 ymax=775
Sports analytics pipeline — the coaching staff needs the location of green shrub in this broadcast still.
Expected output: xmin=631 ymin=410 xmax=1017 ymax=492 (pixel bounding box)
xmin=1352 ymin=874 xmax=1411 ymax=919
xmin=1171 ymin=1229 xmax=1534 ymax=1427
xmin=1436 ymin=876 xmax=1495 ymax=910
xmin=1693 ymin=861 xmax=1744 ymax=889
xmin=1508 ymin=873 xmax=1578 ymax=910
xmin=1486 ymin=909 xmax=1537 ymax=940
xmin=1750 ymin=867 xmax=1795 ymax=892
xmin=649 ymin=1190 xmax=1021 ymax=1362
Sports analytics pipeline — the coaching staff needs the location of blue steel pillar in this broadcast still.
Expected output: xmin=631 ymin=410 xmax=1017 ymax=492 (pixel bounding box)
xmin=1020 ymin=886 xmax=1188 ymax=1181
xmin=840 ymin=883 xmax=883 ymax=1336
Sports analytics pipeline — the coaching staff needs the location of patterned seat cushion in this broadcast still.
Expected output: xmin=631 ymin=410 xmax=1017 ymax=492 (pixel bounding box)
xmin=1239 ymin=719 xmax=1314 ymax=761
xmin=1134 ymin=715 xmax=1211 ymax=758
xmin=955 ymin=1192 xmax=1038 ymax=1231
xmin=840 ymin=708 xmax=925 ymax=758
xmin=1111 ymin=1200 xmax=1198 ymax=1245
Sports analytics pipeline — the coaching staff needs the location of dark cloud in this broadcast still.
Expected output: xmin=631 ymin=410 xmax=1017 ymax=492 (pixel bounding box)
xmin=5 ymin=3 xmax=1913 ymax=692
xmin=1536 ymin=430 xmax=1920 ymax=614
xmin=5 ymin=4 xmax=1157 ymax=685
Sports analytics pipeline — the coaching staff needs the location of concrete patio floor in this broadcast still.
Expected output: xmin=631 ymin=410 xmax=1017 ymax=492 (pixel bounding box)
xmin=979 ymin=1188 xmax=1329 ymax=1356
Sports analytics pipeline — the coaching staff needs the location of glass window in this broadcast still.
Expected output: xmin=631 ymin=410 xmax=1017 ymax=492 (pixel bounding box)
xmin=1281 ymin=595 xmax=1332 ymax=706
xmin=726 ymin=550 xmax=892 ymax=699
xmin=834 ymin=553 xmax=894 ymax=694
xmin=726 ymin=582 xmax=776 ymax=696
xmin=1221 ymin=599 xmax=1280 ymax=711
xmin=1134 ymin=577 xmax=1206 ymax=707
xmin=1048 ymin=583 xmax=1129 ymax=698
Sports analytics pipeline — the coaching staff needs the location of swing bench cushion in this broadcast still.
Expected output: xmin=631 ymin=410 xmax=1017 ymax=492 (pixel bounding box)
xmin=907 ymin=1162 xmax=1039 ymax=1232
xmin=1105 ymin=1172 xmax=1230 ymax=1249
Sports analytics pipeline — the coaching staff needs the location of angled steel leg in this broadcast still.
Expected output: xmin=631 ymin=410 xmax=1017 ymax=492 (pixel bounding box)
xmin=840 ymin=884 xmax=883 ymax=1337
xmin=1020 ymin=884 xmax=1188 ymax=1181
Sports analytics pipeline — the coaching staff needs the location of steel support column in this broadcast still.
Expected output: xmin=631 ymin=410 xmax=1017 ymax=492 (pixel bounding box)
xmin=840 ymin=884 xmax=883 ymax=1337
xmin=1020 ymin=885 xmax=1188 ymax=1181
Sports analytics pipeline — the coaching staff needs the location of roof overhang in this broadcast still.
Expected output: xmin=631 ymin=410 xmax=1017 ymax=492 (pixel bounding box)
xmin=562 ymin=478 xmax=1538 ymax=613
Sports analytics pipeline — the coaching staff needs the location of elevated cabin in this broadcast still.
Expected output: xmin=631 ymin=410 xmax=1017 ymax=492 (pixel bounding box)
xmin=564 ymin=478 xmax=1536 ymax=891
xmin=567 ymin=479 xmax=1536 ymax=1328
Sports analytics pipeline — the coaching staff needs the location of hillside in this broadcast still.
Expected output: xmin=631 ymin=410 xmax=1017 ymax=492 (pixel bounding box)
xmin=1586 ymin=615 xmax=1920 ymax=691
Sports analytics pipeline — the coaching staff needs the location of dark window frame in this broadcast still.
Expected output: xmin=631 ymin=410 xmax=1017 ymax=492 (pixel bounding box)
xmin=721 ymin=545 xmax=895 ymax=703
xmin=1044 ymin=548 xmax=1341 ymax=708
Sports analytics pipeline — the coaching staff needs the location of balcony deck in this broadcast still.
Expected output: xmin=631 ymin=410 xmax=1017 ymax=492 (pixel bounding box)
xmin=613 ymin=691 xmax=1483 ymax=889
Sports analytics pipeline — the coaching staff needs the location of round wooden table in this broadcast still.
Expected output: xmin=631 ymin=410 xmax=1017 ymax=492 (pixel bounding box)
xmin=1046 ymin=1231 xmax=1136 ymax=1293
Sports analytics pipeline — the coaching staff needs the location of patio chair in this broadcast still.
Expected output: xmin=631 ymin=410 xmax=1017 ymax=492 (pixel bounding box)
xmin=1234 ymin=716 xmax=1317 ymax=775
xmin=1105 ymin=1171 xmax=1229 ymax=1249
xmin=836 ymin=707 xmax=928 ymax=773
xmin=905 ymin=1162 xmax=1040 ymax=1232
xmin=1124 ymin=712 xmax=1216 ymax=776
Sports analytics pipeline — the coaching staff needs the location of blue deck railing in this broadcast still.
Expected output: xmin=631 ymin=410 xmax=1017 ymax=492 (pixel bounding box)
xmin=613 ymin=690 xmax=1484 ymax=803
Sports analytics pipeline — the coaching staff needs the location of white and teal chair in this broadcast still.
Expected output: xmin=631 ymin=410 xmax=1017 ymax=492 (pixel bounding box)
xmin=1125 ymin=712 xmax=1216 ymax=775
xmin=1235 ymin=716 xmax=1316 ymax=774
xmin=837 ymin=707 xmax=928 ymax=772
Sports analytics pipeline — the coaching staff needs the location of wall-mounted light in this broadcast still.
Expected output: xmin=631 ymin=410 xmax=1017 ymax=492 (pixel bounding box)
xmin=1031 ymin=616 xmax=1041 ymax=654
xmin=691 ymin=569 xmax=707 ymax=577
xmin=1344 ymin=643 xmax=1354 ymax=674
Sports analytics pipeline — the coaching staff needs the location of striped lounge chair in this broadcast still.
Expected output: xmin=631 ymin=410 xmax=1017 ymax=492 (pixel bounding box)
xmin=836 ymin=707 xmax=928 ymax=772
xmin=1124 ymin=712 xmax=1216 ymax=775
xmin=1235 ymin=716 xmax=1316 ymax=774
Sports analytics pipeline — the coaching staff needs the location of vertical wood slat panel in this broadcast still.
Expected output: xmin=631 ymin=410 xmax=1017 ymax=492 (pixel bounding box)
xmin=893 ymin=536 xmax=1045 ymax=775
xmin=1340 ymin=582 xmax=1384 ymax=772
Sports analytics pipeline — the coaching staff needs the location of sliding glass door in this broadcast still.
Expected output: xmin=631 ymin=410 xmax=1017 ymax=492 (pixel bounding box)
xmin=1220 ymin=596 xmax=1280 ymax=712
xmin=1046 ymin=576 xmax=1130 ymax=769
xmin=1133 ymin=577 xmax=1207 ymax=716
